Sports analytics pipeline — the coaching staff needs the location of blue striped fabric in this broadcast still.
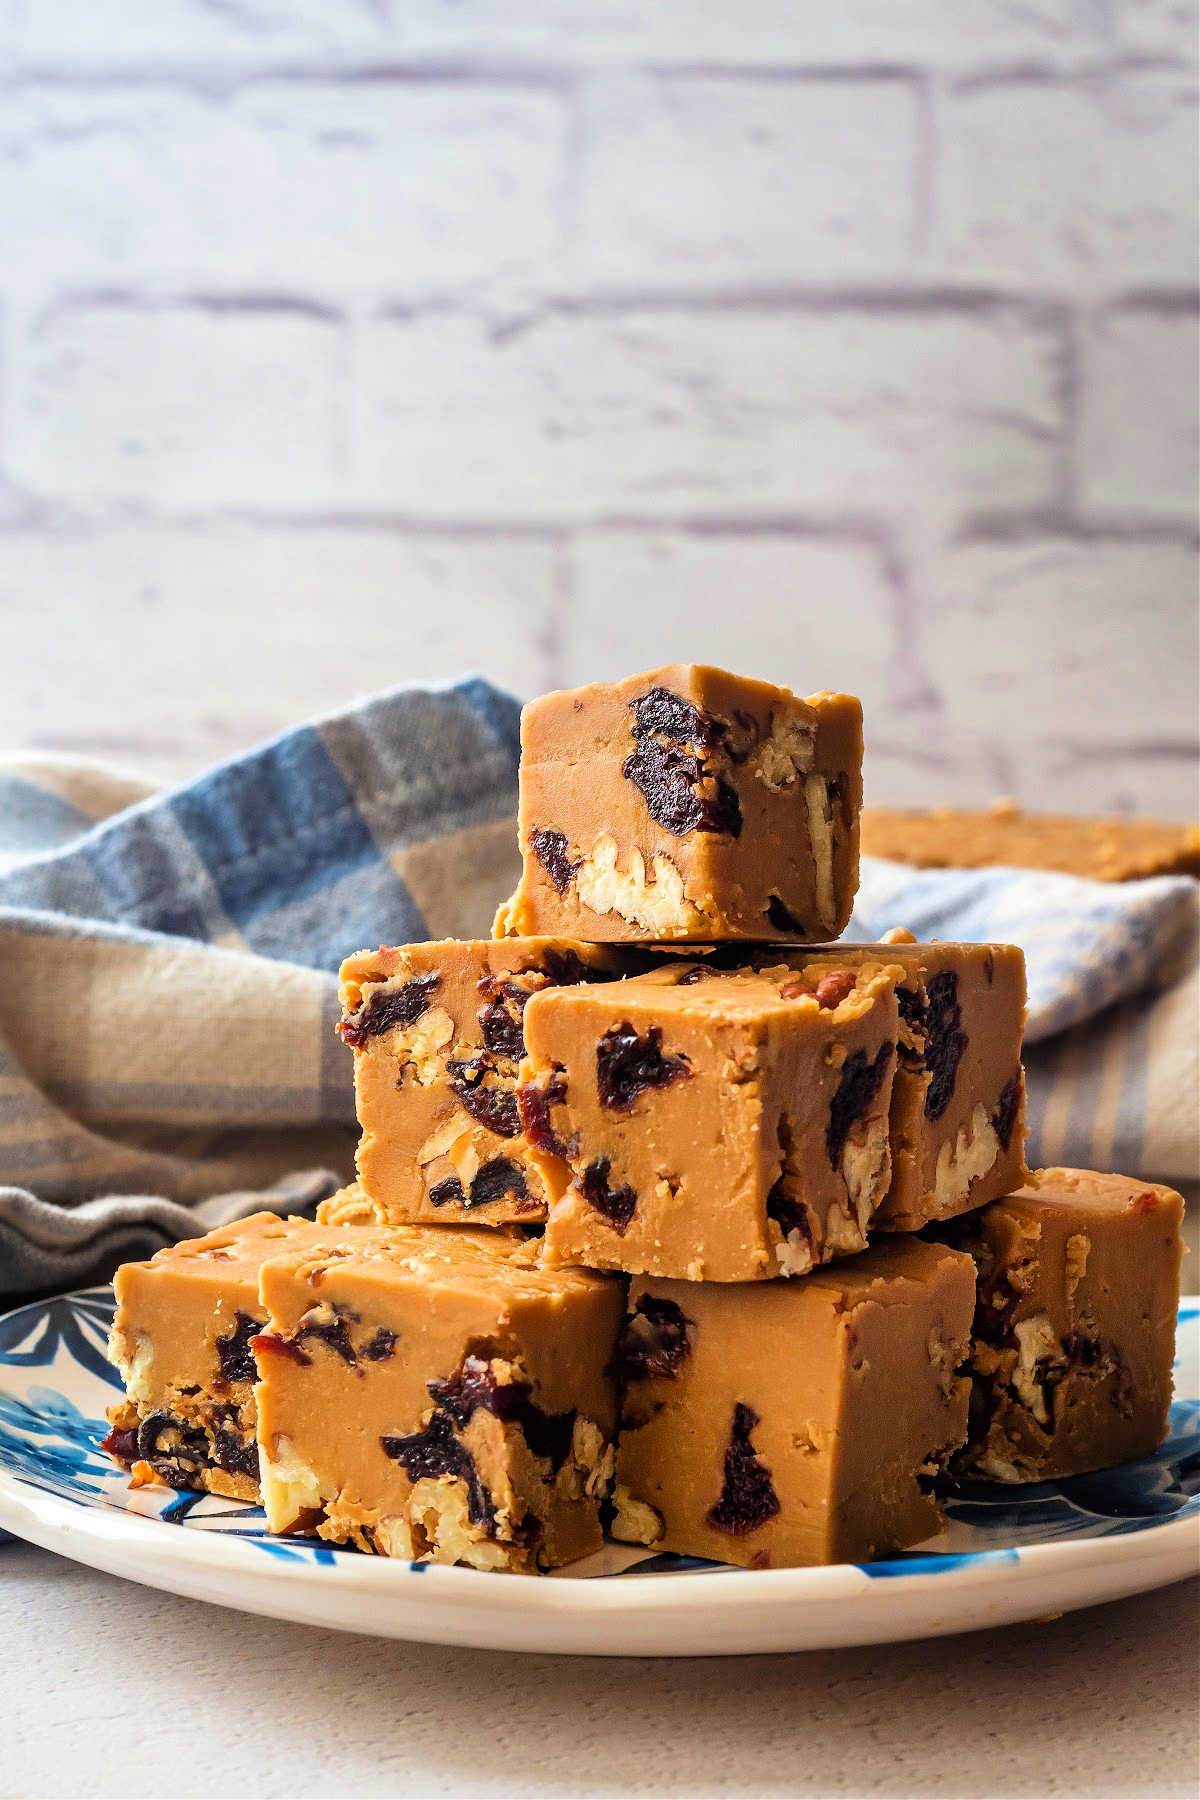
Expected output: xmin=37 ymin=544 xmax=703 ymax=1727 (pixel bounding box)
xmin=0 ymin=675 xmax=1194 ymax=1298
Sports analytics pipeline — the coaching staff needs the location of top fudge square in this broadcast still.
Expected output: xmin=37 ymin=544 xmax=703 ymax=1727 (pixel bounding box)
xmin=494 ymin=665 xmax=863 ymax=943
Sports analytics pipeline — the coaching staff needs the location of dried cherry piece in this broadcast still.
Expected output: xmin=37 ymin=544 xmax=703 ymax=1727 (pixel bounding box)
xmin=991 ymin=1072 xmax=1021 ymax=1151
xmin=539 ymin=946 xmax=591 ymax=987
xmin=100 ymin=1424 xmax=139 ymax=1465
xmin=826 ymin=1043 xmax=893 ymax=1168
xmin=629 ymin=686 xmax=723 ymax=751
xmin=766 ymin=1181 xmax=811 ymax=1249
xmin=447 ymin=1054 xmax=521 ymax=1138
xmin=250 ymin=1309 xmax=358 ymax=1368
xmin=705 ymin=1402 xmax=780 ymax=1535
xmin=477 ymin=977 xmax=530 ymax=1063
xmin=516 ymin=1072 xmax=568 ymax=1156
xmin=529 ymin=828 xmax=577 ymax=894
xmin=381 ymin=1410 xmax=497 ymax=1533
xmin=466 ymin=1157 xmax=530 ymax=1208
xmin=623 ymin=739 xmax=742 ymax=837
xmin=578 ymin=1157 xmax=638 ymax=1232
xmin=337 ymin=973 xmax=440 ymax=1049
xmin=895 ymin=984 xmax=928 ymax=1071
xmin=212 ymin=1431 xmax=260 ymax=1481
xmin=765 ymin=894 xmax=806 ymax=935
xmin=136 ymin=1410 xmax=209 ymax=1467
xmin=215 ymin=1310 xmax=263 ymax=1385
xmin=362 ymin=1328 xmax=398 ymax=1362
xmin=428 ymin=1354 xmax=575 ymax=1471
xmin=430 ymin=1158 xmax=531 ymax=1210
xmin=596 ymin=1024 xmax=691 ymax=1112
xmin=609 ymin=1296 xmax=692 ymax=1384
xmin=923 ymin=970 xmax=967 ymax=1121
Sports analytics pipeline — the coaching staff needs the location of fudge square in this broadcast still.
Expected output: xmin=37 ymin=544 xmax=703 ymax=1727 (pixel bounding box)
xmin=104 ymin=1211 xmax=338 ymax=1501
xmin=253 ymin=1211 xmax=625 ymax=1571
xmin=522 ymin=957 xmax=902 ymax=1282
xmin=337 ymin=937 xmax=631 ymax=1227
xmin=494 ymin=665 xmax=863 ymax=944
xmin=935 ymin=1168 xmax=1184 ymax=1483
xmin=611 ymin=1238 xmax=976 ymax=1568
xmin=801 ymin=931 xmax=1028 ymax=1230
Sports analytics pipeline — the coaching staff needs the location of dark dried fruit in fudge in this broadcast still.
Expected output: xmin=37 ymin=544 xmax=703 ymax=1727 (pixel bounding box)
xmin=100 ymin=1423 xmax=139 ymax=1465
xmin=623 ymin=738 xmax=743 ymax=838
xmin=705 ymin=1402 xmax=780 ymax=1536
xmin=362 ymin=1327 xmax=399 ymax=1362
xmin=578 ymin=1157 xmax=638 ymax=1233
xmin=766 ymin=1180 xmax=812 ymax=1250
xmin=991 ymin=1072 xmax=1022 ymax=1152
xmin=211 ymin=1430 xmax=260 ymax=1482
xmin=516 ymin=1072 xmax=569 ymax=1156
xmin=826 ymin=1043 xmax=893 ymax=1168
xmin=674 ymin=965 xmax=710 ymax=986
xmin=983 ymin=951 xmax=995 ymax=986
xmin=629 ymin=685 xmax=724 ymax=752
xmin=477 ymin=976 xmax=532 ymax=1063
xmin=610 ymin=1295 xmax=693 ymax=1384
xmin=447 ymin=1054 xmax=522 ymax=1138
xmin=215 ymin=1310 xmax=264 ymax=1385
xmin=429 ymin=1157 xmax=531 ymax=1211
xmin=596 ymin=1024 xmax=691 ymax=1113
xmin=251 ymin=1307 xmax=358 ymax=1369
xmin=428 ymin=1353 xmax=576 ymax=1471
xmin=529 ymin=828 xmax=577 ymax=895
xmin=337 ymin=972 xmax=440 ymax=1049
xmin=813 ymin=970 xmax=856 ymax=1010
xmin=136 ymin=1410 xmax=210 ymax=1472
xmin=895 ymin=984 xmax=928 ymax=1071
xmin=538 ymin=946 xmax=592 ymax=988
xmin=765 ymin=894 xmax=807 ymax=935
xmin=923 ymin=970 xmax=967 ymax=1121
xmin=382 ymin=1409 xmax=497 ymax=1534
xmin=624 ymin=686 xmax=742 ymax=838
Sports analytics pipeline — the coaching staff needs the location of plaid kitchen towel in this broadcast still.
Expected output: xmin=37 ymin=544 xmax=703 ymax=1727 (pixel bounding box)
xmin=0 ymin=675 xmax=1195 ymax=1301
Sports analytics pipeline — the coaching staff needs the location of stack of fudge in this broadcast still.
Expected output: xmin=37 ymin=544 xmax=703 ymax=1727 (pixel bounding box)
xmin=104 ymin=666 xmax=1185 ymax=1574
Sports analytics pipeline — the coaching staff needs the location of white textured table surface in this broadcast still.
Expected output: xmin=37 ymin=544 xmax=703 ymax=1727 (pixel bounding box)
xmin=3 ymin=1540 xmax=1196 ymax=1799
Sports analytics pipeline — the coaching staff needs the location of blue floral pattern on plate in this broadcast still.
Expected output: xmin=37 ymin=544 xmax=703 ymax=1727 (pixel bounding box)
xmin=0 ymin=1287 xmax=1196 ymax=1577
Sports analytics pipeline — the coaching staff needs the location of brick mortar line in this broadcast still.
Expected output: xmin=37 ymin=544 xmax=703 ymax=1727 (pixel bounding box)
xmin=0 ymin=503 xmax=1195 ymax=547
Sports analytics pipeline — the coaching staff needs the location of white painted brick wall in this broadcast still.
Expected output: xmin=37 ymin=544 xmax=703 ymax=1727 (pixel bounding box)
xmin=0 ymin=1 xmax=1195 ymax=814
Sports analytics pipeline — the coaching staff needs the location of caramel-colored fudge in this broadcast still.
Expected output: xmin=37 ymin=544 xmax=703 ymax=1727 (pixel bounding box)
xmin=611 ymin=1238 xmax=976 ymax=1568
xmin=862 ymin=800 xmax=1200 ymax=881
xmin=103 ymin=1211 xmax=335 ymax=1500
xmin=494 ymin=665 xmax=863 ymax=943
xmin=801 ymin=932 xmax=1028 ymax=1230
xmin=521 ymin=958 xmax=901 ymax=1282
xmin=254 ymin=1214 xmax=624 ymax=1571
xmin=336 ymin=937 xmax=632 ymax=1226
xmin=935 ymin=1168 xmax=1184 ymax=1483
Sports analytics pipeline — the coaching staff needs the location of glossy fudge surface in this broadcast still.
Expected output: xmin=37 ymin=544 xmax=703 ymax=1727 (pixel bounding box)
xmin=337 ymin=937 xmax=633 ymax=1226
xmin=612 ymin=1238 xmax=976 ymax=1568
xmin=104 ymin=1211 xmax=337 ymax=1501
xmin=798 ymin=933 xmax=1027 ymax=1230
xmin=253 ymin=1206 xmax=624 ymax=1571
xmin=936 ymin=1168 xmax=1184 ymax=1483
xmin=524 ymin=957 xmax=901 ymax=1282
xmin=495 ymin=665 xmax=862 ymax=943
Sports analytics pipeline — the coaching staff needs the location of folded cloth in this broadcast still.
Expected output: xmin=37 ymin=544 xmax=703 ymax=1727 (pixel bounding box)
xmin=0 ymin=677 xmax=1195 ymax=1302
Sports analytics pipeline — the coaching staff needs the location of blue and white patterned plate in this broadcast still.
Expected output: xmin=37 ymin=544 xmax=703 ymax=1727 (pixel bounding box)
xmin=0 ymin=1287 xmax=1196 ymax=1656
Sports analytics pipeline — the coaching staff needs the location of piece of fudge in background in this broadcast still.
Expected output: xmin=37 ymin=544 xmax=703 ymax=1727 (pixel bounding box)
xmin=494 ymin=666 xmax=863 ymax=944
xmin=522 ymin=958 xmax=901 ymax=1282
xmin=253 ymin=1217 xmax=624 ymax=1571
xmin=611 ymin=1238 xmax=976 ymax=1568
xmin=934 ymin=1168 xmax=1184 ymax=1483
xmin=801 ymin=931 xmax=1027 ymax=1230
xmin=104 ymin=1212 xmax=334 ymax=1500
xmin=337 ymin=938 xmax=631 ymax=1227
xmin=862 ymin=801 xmax=1200 ymax=882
